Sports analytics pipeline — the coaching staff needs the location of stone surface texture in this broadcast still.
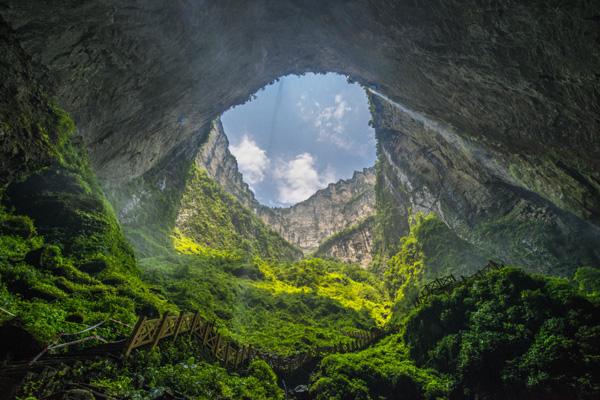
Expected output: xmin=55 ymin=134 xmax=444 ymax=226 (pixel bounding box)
xmin=259 ymin=168 xmax=377 ymax=255
xmin=372 ymin=93 xmax=600 ymax=275
xmin=194 ymin=120 xmax=259 ymax=211
xmin=314 ymin=217 xmax=376 ymax=268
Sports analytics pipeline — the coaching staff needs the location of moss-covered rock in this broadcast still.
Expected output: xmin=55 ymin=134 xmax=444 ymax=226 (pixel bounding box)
xmin=24 ymin=244 xmax=63 ymax=271
xmin=0 ymin=214 xmax=36 ymax=239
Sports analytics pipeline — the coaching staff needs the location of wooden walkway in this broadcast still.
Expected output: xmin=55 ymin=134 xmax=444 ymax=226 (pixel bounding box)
xmin=1 ymin=260 xmax=503 ymax=379
xmin=124 ymin=310 xmax=382 ymax=373
xmin=0 ymin=309 xmax=382 ymax=378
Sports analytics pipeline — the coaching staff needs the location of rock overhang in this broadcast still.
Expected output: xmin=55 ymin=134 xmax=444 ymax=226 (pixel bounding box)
xmin=1 ymin=0 xmax=598 ymax=239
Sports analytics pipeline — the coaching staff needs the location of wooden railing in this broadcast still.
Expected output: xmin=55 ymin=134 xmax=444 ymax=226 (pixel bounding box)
xmin=414 ymin=260 xmax=504 ymax=306
xmin=124 ymin=310 xmax=382 ymax=372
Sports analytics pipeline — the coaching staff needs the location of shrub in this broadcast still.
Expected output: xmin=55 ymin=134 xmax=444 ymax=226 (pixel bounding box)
xmin=403 ymin=267 xmax=600 ymax=399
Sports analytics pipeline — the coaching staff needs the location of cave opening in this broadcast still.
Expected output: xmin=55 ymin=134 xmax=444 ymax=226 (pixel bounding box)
xmin=219 ymin=72 xmax=376 ymax=208
xmin=1 ymin=2 xmax=599 ymax=398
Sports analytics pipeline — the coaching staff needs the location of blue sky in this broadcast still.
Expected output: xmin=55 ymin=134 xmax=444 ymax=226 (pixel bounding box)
xmin=221 ymin=73 xmax=376 ymax=207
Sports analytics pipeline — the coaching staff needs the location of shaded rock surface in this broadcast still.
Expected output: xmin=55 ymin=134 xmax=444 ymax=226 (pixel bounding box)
xmin=314 ymin=216 xmax=375 ymax=267
xmin=371 ymin=92 xmax=600 ymax=275
xmin=2 ymin=0 xmax=598 ymax=222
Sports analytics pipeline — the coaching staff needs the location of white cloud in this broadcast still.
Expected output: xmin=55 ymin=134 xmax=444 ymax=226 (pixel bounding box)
xmin=314 ymin=93 xmax=351 ymax=128
xmin=274 ymin=153 xmax=335 ymax=205
xmin=229 ymin=134 xmax=270 ymax=186
xmin=313 ymin=94 xmax=356 ymax=150
xmin=296 ymin=92 xmax=366 ymax=153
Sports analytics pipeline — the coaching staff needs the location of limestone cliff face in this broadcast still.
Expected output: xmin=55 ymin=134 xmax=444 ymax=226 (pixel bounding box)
xmin=3 ymin=1 xmax=599 ymax=276
xmin=314 ymin=217 xmax=375 ymax=267
xmin=194 ymin=121 xmax=377 ymax=264
xmin=194 ymin=120 xmax=258 ymax=211
xmin=3 ymin=1 xmax=598 ymax=230
xmin=258 ymin=168 xmax=377 ymax=256
xmin=370 ymin=92 xmax=600 ymax=276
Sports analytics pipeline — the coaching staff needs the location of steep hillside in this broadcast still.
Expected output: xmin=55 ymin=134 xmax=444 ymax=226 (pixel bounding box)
xmin=193 ymin=119 xmax=379 ymax=265
xmin=175 ymin=166 xmax=302 ymax=260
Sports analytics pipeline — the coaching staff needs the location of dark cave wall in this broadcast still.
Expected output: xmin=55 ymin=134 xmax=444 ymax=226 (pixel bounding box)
xmin=371 ymin=93 xmax=600 ymax=275
xmin=0 ymin=0 xmax=599 ymax=274
xmin=1 ymin=1 xmax=598 ymax=219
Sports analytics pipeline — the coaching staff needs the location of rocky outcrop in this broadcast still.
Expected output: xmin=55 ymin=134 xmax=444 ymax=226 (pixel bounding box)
xmin=2 ymin=1 xmax=598 ymax=224
xmin=259 ymin=168 xmax=377 ymax=254
xmin=2 ymin=1 xmax=599 ymax=275
xmin=314 ymin=216 xmax=375 ymax=267
xmin=194 ymin=120 xmax=258 ymax=211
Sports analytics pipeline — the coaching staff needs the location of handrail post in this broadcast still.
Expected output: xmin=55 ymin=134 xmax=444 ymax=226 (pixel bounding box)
xmin=151 ymin=312 xmax=170 ymax=350
xmin=223 ymin=342 xmax=230 ymax=368
xmin=214 ymin=334 xmax=223 ymax=358
xmin=173 ymin=311 xmax=186 ymax=340
xmin=202 ymin=322 xmax=213 ymax=346
xmin=189 ymin=311 xmax=200 ymax=335
xmin=124 ymin=315 xmax=146 ymax=357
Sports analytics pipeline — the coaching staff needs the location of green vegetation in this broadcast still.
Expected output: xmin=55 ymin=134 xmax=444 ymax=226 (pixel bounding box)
xmin=18 ymin=336 xmax=284 ymax=400
xmin=383 ymin=213 xmax=428 ymax=308
xmin=1 ymin=103 xmax=293 ymax=400
xmin=573 ymin=266 xmax=600 ymax=302
xmin=104 ymin=153 xmax=195 ymax=259
xmin=371 ymin=156 xmax=407 ymax=273
xmin=311 ymin=267 xmax=600 ymax=399
xmin=1 ymin=103 xmax=389 ymax=399
xmin=0 ymin=106 xmax=166 ymax=342
xmin=383 ymin=212 xmax=486 ymax=316
xmin=404 ymin=267 xmax=600 ymax=399
xmin=311 ymin=333 xmax=450 ymax=399
xmin=140 ymin=246 xmax=390 ymax=356
xmin=3 ymin=94 xmax=598 ymax=400
xmin=177 ymin=166 xmax=302 ymax=261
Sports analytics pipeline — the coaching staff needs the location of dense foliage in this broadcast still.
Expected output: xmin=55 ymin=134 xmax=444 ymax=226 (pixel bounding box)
xmin=140 ymin=246 xmax=390 ymax=356
xmin=404 ymin=267 xmax=600 ymax=399
xmin=311 ymin=333 xmax=450 ymax=399
xmin=311 ymin=267 xmax=600 ymax=399
xmin=384 ymin=212 xmax=486 ymax=315
xmin=0 ymin=106 xmax=166 ymax=342
xmin=18 ymin=336 xmax=283 ymax=400
xmin=2 ymin=98 xmax=598 ymax=400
